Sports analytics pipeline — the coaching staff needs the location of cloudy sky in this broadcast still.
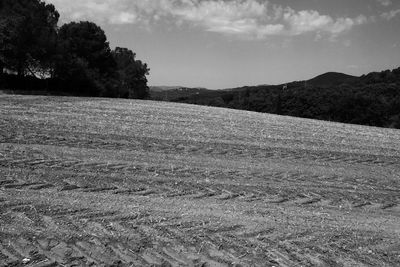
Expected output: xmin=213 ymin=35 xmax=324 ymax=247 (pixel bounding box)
xmin=47 ymin=0 xmax=400 ymax=89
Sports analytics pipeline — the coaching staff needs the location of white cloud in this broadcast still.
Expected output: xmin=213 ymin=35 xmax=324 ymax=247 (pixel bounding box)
xmin=49 ymin=0 xmax=137 ymax=25
xmin=283 ymin=8 xmax=368 ymax=37
xmin=168 ymin=0 xmax=270 ymax=38
xmin=284 ymin=9 xmax=333 ymax=35
xmin=376 ymin=0 xmax=392 ymax=7
xmin=47 ymin=0 xmax=369 ymax=39
xmin=109 ymin=12 xmax=136 ymax=24
xmin=381 ymin=9 xmax=400 ymax=20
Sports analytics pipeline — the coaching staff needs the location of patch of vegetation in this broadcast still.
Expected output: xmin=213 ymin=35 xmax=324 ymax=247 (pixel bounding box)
xmin=0 ymin=0 xmax=149 ymax=98
xmin=166 ymin=67 xmax=400 ymax=129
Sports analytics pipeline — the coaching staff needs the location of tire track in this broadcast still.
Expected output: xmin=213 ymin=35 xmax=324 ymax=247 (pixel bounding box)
xmin=1 ymin=178 xmax=398 ymax=266
xmin=1 ymin=167 xmax=398 ymax=212
xmin=2 ymin=96 xmax=400 ymax=266
xmin=2 ymin=130 xmax=399 ymax=169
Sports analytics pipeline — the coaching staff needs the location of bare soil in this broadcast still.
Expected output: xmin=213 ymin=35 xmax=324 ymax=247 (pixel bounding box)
xmin=0 ymin=95 xmax=400 ymax=266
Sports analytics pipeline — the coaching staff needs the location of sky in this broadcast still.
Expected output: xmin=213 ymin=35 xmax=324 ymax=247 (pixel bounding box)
xmin=47 ymin=0 xmax=400 ymax=89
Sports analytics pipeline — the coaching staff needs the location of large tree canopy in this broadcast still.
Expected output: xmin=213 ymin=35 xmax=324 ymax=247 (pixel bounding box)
xmin=57 ymin=22 xmax=115 ymax=76
xmin=55 ymin=21 xmax=117 ymax=96
xmin=0 ymin=0 xmax=59 ymax=77
xmin=112 ymin=47 xmax=150 ymax=99
xmin=1 ymin=1 xmax=150 ymax=99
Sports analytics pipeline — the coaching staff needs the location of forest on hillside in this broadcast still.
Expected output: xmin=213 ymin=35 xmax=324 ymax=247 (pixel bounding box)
xmin=170 ymin=68 xmax=400 ymax=129
xmin=0 ymin=0 xmax=149 ymax=98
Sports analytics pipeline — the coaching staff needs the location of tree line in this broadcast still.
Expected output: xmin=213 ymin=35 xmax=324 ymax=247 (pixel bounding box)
xmin=173 ymin=67 xmax=400 ymax=129
xmin=0 ymin=0 xmax=149 ymax=98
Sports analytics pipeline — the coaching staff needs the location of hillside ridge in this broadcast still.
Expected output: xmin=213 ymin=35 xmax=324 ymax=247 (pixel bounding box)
xmin=307 ymin=72 xmax=358 ymax=87
xmin=154 ymin=66 xmax=400 ymax=129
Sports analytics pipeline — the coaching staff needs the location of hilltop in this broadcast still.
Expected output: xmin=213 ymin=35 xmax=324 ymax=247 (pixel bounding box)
xmin=307 ymin=72 xmax=358 ymax=87
xmin=150 ymin=86 xmax=212 ymax=101
xmin=149 ymin=86 xmax=184 ymax=92
xmin=149 ymin=71 xmax=359 ymax=100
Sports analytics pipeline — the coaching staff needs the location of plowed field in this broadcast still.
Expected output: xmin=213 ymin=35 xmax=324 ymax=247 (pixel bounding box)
xmin=0 ymin=95 xmax=400 ymax=266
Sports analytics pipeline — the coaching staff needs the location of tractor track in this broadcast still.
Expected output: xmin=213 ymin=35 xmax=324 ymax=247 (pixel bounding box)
xmin=1 ymin=167 xmax=399 ymax=213
xmin=2 ymin=164 xmax=399 ymax=266
xmin=1 ymin=131 xmax=399 ymax=168
xmin=1 ymin=95 xmax=400 ymax=266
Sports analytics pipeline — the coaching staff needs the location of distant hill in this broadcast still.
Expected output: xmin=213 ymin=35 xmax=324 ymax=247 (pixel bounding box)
xmin=149 ymin=86 xmax=184 ymax=92
xmin=149 ymin=86 xmax=212 ymax=101
xmin=307 ymin=72 xmax=358 ymax=87
xmin=158 ymin=66 xmax=400 ymax=129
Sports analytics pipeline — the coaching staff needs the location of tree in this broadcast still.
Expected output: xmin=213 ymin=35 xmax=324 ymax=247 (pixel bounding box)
xmin=55 ymin=21 xmax=116 ymax=96
xmin=112 ymin=47 xmax=149 ymax=99
xmin=0 ymin=1 xmax=151 ymax=98
xmin=0 ymin=0 xmax=59 ymax=77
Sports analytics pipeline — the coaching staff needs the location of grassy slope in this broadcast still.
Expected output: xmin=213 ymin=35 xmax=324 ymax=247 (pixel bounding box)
xmin=0 ymin=95 xmax=400 ymax=266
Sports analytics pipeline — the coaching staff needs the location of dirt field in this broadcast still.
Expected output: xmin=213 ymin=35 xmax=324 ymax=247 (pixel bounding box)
xmin=0 ymin=94 xmax=400 ymax=267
